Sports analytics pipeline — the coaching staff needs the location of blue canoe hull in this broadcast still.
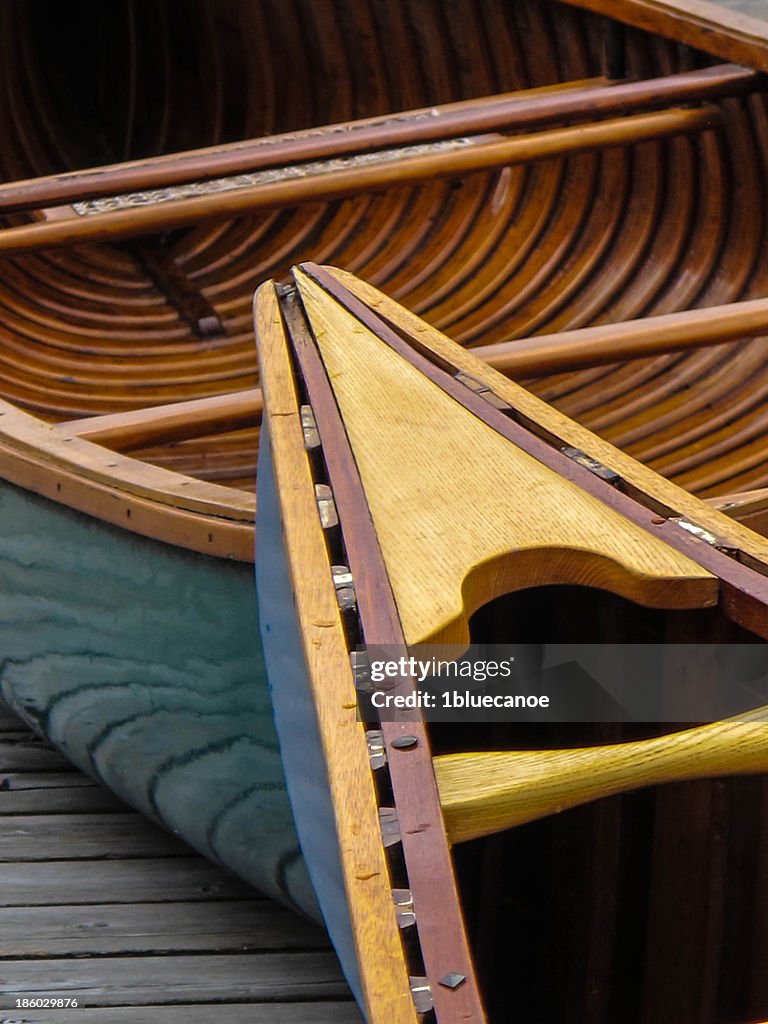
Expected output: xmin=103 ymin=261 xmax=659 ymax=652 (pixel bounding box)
xmin=0 ymin=477 xmax=318 ymax=919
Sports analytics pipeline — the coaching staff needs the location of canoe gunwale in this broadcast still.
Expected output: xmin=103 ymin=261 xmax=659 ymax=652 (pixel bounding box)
xmin=281 ymin=281 xmax=488 ymax=1022
xmin=0 ymin=396 xmax=255 ymax=560
xmin=253 ymin=281 xmax=421 ymax=1023
xmin=565 ymin=0 xmax=768 ymax=72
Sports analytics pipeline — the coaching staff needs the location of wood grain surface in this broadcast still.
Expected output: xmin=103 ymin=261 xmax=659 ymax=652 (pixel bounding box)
xmin=255 ymin=281 xmax=418 ymax=1024
xmin=295 ymin=269 xmax=714 ymax=646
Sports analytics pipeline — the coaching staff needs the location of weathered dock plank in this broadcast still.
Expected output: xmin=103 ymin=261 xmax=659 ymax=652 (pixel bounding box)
xmin=0 ymin=703 xmax=24 ymax=732
xmin=0 ymin=814 xmax=192 ymax=861
xmin=0 ymin=858 xmax=251 ymax=906
xmin=0 ymin=736 xmax=74 ymax=773
xmin=2 ymin=772 xmax=98 ymax=790
xmin=0 ymin=901 xmax=328 ymax=956
xmin=0 ymin=952 xmax=350 ymax=1005
xmin=0 ymin=784 xmax=127 ymax=815
xmin=0 ymin=699 xmax=363 ymax=1022
xmin=0 ymin=1003 xmax=363 ymax=1024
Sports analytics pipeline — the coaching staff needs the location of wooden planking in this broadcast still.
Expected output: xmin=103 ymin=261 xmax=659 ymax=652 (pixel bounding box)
xmin=294 ymin=269 xmax=715 ymax=647
xmin=0 ymin=1003 xmax=364 ymax=1024
xmin=0 ymin=699 xmax=362 ymax=1020
xmin=0 ymin=736 xmax=75 ymax=773
xmin=0 ymin=858 xmax=255 ymax=906
xmin=0 ymin=902 xmax=327 ymax=957
xmin=2 ymin=772 xmax=98 ymax=790
xmin=0 ymin=814 xmax=193 ymax=861
xmin=0 ymin=703 xmax=23 ymax=732
xmin=0 ymin=785 xmax=128 ymax=815
xmin=0 ymin=953 xmax=350 ymax=1005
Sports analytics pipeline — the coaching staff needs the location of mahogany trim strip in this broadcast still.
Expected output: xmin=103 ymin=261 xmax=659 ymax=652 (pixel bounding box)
xmin=0 ymin=106 xmax=720 ymax=256
xmin=282 ymin=288 xmax=487 ymax=1023
xmin=0 ymin=65 xmax=753 ymax=215
xmin=301 ymin=263 xmax=768 ymax=638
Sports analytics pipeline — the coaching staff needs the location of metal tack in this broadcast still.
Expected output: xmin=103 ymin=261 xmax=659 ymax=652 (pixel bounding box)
xmin=391 ymin=734 xmax=419 ymax=750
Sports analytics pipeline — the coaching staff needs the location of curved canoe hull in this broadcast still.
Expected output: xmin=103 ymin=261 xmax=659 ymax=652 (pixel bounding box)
xmin=0 ymin=478 xmax=318 ymax=919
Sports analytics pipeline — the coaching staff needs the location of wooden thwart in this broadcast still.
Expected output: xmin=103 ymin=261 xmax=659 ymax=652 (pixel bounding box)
xmin=476 ymin=295 xmax=768 ymax=375
xmin=56 ymin=389 xmax=261 ymax=450
xmin=435 ymin=707 xmax=768 ymax=844
xmin=0 ymin=106 xmax=719 ymax=256
xmin=0 ymin=64 xmax=751 ymax=215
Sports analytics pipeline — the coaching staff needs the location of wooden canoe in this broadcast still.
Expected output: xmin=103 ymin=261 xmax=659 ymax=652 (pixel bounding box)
xmin=256 ymin=262 xmax=768 ymax=1023
xmin=0 ymin=0 xmax=767 ymax=1019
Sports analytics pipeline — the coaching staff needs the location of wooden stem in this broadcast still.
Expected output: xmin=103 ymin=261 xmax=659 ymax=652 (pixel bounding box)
xmin=435 ymin=708 xmax=768 ymax=845
xmin=0 ymin=65 xmax=753 ymax=215
xmin=0 ymin=106 xmax=720 ymax=256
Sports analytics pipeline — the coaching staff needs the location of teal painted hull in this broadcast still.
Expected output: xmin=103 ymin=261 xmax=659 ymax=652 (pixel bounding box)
xmin=0 ymin=479 xmax=318 ymax=919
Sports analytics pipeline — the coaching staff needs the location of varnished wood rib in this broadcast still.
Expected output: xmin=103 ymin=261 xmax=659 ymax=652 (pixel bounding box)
xmin=0 ymin=107 xmax=721 ymax=256
xmin=435 ymin=708 xmax=768 ymax=844
xmin=0 ymin=65 xmax=753 ymax=214
xmin=254 ymin=282 xmax=417 ymax=1024
xmin=294 ymin=268 xmax=714 ymax=646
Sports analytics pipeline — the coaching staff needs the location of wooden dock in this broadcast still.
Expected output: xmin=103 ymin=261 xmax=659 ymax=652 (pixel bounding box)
xmin=0 ymin=699 xmax=363 ymax=1023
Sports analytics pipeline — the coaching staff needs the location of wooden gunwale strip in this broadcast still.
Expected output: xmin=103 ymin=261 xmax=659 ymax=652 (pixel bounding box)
xmin=0 ymin=64 xmax=754 ymax=215
xmin=0 ymin=106 xmax=721 ymax=256
xmin=0 ymin=399 xmax=254 ymax=559
xmin=563 ymin=0 xmax=768 ymax=72
xmin=709 ymin=487 xmax=768 ymax=516
xmin=301 ymin=263 xmax=768 ymax=638
xmin=55 ymin=389 xmax=261 ymax=451
xmin=282 ymin=288 xmax=486 ymax=1022
xmin=474 ymin=294 xmax=768 ymax=375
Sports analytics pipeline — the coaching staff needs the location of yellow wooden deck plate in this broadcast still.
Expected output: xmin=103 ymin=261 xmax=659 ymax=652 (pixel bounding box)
xmin=294 ymin=269 xmax=716 ymax=646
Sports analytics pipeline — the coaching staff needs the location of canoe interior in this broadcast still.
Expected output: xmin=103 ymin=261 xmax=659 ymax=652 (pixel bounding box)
xmin=2 ymin=0 xmax=768 ymax=500
xmin=438 ymin=586 xmax=768 ymax=1023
